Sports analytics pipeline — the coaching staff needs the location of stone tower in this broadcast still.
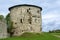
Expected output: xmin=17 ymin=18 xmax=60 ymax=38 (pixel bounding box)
xmin=9 ymin=4 xmax=42 ymax=36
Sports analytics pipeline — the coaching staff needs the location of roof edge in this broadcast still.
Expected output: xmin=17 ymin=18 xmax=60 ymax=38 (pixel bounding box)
xmin=9 ymin=4 xmax=42 ymax=11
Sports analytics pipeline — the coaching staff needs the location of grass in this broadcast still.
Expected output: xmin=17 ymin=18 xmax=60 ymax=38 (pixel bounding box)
xmin=0 ymin=32 xmax=60 ymax=40
xmin=51 ymin=33 xmax=60 ymax=35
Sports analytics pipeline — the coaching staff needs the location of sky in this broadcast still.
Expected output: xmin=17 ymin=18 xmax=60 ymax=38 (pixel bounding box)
xmin=0 ymin=0 xmax=60 ymax=32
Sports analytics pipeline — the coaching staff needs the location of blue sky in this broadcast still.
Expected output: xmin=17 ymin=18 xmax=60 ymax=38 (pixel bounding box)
xmin=0 ymin=0 xmax=60 ymax=32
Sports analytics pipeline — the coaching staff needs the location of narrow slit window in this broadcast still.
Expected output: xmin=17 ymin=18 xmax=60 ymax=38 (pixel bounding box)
xmin=27 ymin=9 xmax=29 ymax=12
xmin=27 ymin=8 xmax=31 ymax=13
xmin=29 ymin=21 xmax=31 ymax=24
xmin=29 ymin=8 xmax=31 ymax=10
xmin=37 ymin=10 xmax=40 ymax=13
xmin=28 ymin=19 xmax=31 ymax=24
xmin=22 ymin=30 xmax=23 ymax=32
xmin=15 ymin=23 xmax=17 ymax=24
xmin=20 ymin=19 xmax=23 ymax=23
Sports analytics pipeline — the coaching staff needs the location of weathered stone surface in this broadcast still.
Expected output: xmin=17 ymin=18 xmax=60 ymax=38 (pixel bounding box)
xmin=9 ymin=4 xmax=42 ymax=36
xmin=0 ymin=15 xmax=7 ymax=38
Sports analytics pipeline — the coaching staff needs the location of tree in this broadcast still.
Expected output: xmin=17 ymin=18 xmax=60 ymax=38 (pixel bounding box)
xmin=0 ymin=15 xmax=4 ymax=21
xmin=49 ymin=29 xmax=60 ymax=33
xmin=6 ymin=13 xmax=14 ymax=36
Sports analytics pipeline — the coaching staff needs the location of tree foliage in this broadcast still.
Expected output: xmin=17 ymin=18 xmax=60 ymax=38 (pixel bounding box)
xmin=49 ymin=29 xmax=60 ymax=33
xmin=0 ymin=15 xmax=4 ymax=20
xmin=6 ymin=13 xmax=14 ymax=36
xmin=6 ymin=14 xmax=12 ymax=33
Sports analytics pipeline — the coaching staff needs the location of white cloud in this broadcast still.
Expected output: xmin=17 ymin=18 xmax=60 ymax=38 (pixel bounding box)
xmin=42 ymin=9 xmax=60 ymax=32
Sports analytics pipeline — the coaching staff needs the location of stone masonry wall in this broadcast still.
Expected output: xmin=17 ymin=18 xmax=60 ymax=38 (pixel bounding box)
xmin=10 ymin=6 xmax=42 ymax=36
xmin=0 ymin=20 xmax=7 ymax=38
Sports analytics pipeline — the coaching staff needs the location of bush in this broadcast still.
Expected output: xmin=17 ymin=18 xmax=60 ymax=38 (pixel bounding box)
xmin=49 ymin=30 xmax=60 ymax=33
xmin=6 ymin=13 xmax=14 ymax=36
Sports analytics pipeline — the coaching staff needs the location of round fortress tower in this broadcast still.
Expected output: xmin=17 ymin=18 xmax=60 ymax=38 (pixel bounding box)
xmin=9 ymin=4 xmax=42 ymax=36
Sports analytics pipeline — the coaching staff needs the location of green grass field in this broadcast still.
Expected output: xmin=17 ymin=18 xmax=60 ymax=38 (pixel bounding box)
xmin=51 ymin=33 xmax=60 ymax=35
xmin=0 ymin=32 xmax=60 ymax=40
